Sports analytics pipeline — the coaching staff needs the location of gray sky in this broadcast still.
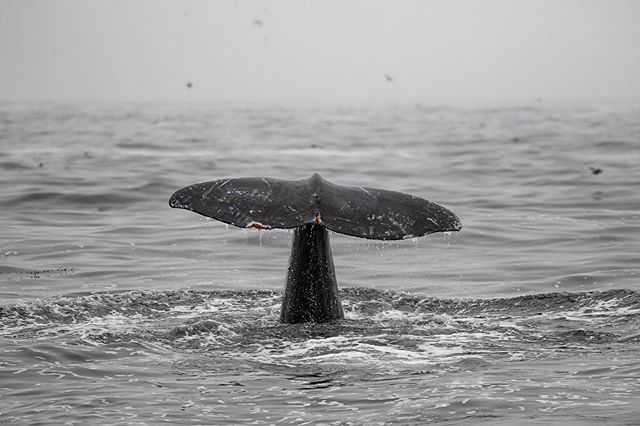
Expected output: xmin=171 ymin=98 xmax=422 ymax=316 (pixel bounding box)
xmin=1 ymin=0 xmax=639 ymax=103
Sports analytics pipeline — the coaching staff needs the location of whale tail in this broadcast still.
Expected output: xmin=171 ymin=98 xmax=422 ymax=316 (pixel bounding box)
xmin=169 ymin=174 xmax=461 ymax=323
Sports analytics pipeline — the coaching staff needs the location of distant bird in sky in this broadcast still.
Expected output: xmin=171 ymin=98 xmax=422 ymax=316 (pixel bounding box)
xmin=385 ymin=74 xmax=394 ymax=83
xmin=590 ymin=166 xmax=602 ymax=175
xmin=186 ymin=82 xmax=193 ymax=89
xmin=253 ymin=19 xmax=264 ymax=27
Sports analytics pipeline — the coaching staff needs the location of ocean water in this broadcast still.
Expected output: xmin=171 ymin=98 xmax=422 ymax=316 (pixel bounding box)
xmin=1 ymin=102 xmax=639 ymax=424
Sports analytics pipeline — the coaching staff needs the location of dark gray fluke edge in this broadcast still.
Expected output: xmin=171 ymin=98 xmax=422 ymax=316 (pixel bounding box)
xmin=169 ymin=173 xmax=461 ymax=324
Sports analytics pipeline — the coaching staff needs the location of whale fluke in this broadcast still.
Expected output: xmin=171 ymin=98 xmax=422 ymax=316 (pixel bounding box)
xmin=170 ymin=173 xmax=461 ymax=324
xmin=169 ymin=173 xmax=461 ymax=240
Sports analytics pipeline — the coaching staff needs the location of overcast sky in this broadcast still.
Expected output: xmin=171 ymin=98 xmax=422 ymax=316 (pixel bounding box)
xmin=1 ymin=0 xmax=639 ymax=104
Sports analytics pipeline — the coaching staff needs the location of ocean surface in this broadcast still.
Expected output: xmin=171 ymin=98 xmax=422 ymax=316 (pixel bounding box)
xmin=1 ymin=101 xmax=639 ymax=425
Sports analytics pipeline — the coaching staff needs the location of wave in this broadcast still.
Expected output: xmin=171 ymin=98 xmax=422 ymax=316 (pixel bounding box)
xmin=5 ymin=190 xmax=141 ymax=207
xmin=2 ymin=288 xmax=638 ymax=368
xmin=0 ymin=161 xmax=37 ymax=170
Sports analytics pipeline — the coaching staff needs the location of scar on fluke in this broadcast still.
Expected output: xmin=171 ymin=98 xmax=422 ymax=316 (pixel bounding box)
xmin=247 ymin=221 xmax=271 ymax=230
xmin=169 ymin=173 xmax=461 ymax=323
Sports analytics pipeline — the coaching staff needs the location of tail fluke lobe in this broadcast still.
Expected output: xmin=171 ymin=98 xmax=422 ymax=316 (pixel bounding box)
xmin=169 ymin=176 xmax=317 ymax=229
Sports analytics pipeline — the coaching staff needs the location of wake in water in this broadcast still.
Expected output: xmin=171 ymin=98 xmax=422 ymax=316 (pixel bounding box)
xmin=2 ymin=291 xmax=640 ymax=424
xmin=3 ymin=287 xmax=640 ymax=367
